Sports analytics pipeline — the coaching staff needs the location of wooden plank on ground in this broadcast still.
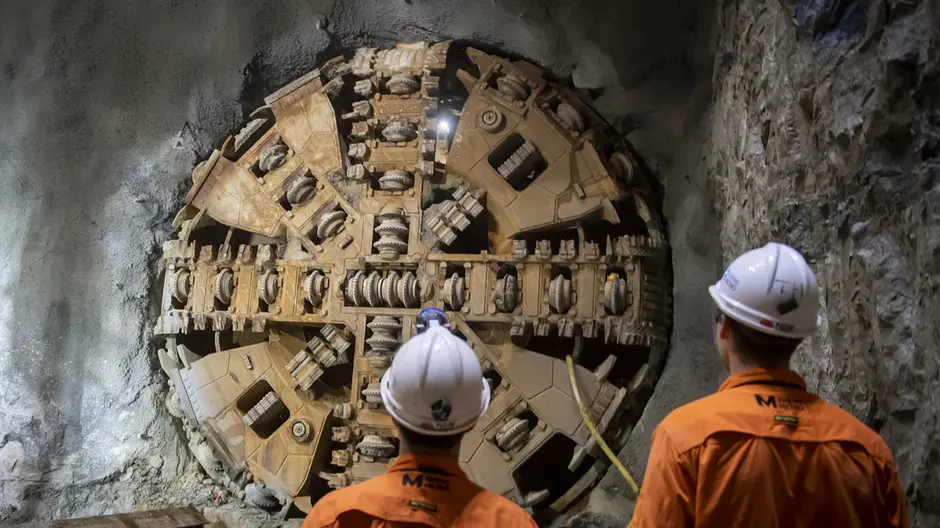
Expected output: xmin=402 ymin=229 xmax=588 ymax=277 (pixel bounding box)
xmin=48 ymin=506 xmax=208 ymax=527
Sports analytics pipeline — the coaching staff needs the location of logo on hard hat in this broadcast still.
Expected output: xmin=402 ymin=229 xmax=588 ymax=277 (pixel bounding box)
xmin=760 ymin=318 xmax=795 ymax=333
xmin=722 ymin=271 xmax=739 ymax=291
xmin=430 ymin=397 xmax=452 ymax=422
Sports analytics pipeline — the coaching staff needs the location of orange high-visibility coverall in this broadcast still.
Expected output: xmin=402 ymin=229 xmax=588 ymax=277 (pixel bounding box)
xmin=631 ymin=368 xmax=909 ymax=528
xmin=302 ymin=452 xmax=537 ymax=528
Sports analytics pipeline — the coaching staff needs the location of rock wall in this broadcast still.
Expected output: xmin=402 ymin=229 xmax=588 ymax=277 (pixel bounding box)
xmin=708 ymin=0 xmax=940 ymax=525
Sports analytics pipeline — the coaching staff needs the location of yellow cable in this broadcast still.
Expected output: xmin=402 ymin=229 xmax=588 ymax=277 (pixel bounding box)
xmin=565 ymin=355 xmax=639 ymax=496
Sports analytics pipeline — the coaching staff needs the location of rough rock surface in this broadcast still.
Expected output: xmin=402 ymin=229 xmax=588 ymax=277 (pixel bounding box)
xmin=706 ymin=0 xmax=940 ymax=525
xmin=588 ymin=0 xmax=940 ymax=525
xmin=0 ymin=0 xmax=715 ymax=525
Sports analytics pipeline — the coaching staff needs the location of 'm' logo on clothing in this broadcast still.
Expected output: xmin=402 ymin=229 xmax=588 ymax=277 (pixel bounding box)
xmin=402 ymin=473 xmax=451 ymax=491
xmin=755 ymin=394 xmax=777 ymax=408
xmin=755 ymin=394 xmax=807 ymax=410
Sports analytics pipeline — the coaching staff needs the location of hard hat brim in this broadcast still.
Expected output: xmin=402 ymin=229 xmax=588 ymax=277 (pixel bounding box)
xmin=709 ymin=284 xmax=821 ymax=339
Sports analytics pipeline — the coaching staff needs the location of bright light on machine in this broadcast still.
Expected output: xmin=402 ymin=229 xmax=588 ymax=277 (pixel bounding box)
xmin=435 ymin=117 xmax=453 ymax=165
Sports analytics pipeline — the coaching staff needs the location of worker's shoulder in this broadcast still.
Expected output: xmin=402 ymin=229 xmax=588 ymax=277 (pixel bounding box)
xmin=304 ymin=477 xmax=534 ymax=527
xmin=655 ymin=392 xmax=731 ymax=452
xmin=305 ymin=478 xmax=390 ymax=525
xmin=656 ymin=390 xmax=894 ymax=463
xmin=465 ymin=489 xmax=536 ymax=525
xmin=810 ymin=397 xmax=895 ymax=461
xmin=305 ymin=485 xmax=357 ymax=518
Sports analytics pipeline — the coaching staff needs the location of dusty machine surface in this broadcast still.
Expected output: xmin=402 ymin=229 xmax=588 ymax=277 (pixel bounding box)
xmin=155 ymin=41 xmax=671 ymax=518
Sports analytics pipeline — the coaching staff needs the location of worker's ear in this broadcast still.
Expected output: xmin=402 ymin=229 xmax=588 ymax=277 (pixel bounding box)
xmin=714 ymin=313 xmax=734 ymax=372
xmin=717 ymin=314 xmax=732 ymax=341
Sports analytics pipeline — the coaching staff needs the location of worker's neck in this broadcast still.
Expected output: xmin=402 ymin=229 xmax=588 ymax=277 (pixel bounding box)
xmin=398 ymin=439 xmax=460 ymax=459
xmin=728 ymin=351 xmax=790 ymax=376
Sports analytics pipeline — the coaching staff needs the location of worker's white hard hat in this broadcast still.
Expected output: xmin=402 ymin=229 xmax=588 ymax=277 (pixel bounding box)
xmin=380 ymin=322 xmax=490 ymax=436
xmin=709 ymin=242 xmax=822 ymax=338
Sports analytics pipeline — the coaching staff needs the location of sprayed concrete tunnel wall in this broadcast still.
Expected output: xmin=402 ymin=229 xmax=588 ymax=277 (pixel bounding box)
xmin=0 ymin=2 xmax=716 ymax=523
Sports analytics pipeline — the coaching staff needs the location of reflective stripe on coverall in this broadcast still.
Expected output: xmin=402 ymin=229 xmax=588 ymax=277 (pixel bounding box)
xmin=302 ymin=453 xmax=537 ymax=528
xmin=631 ymin=368 xmax=909 ymax=528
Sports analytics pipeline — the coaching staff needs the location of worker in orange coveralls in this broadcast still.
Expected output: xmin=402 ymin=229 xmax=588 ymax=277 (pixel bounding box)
xmin=631 ymin=242 xmax=909 ymax=527
xmin=302 ymin=308 xmax=537 ymax=528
